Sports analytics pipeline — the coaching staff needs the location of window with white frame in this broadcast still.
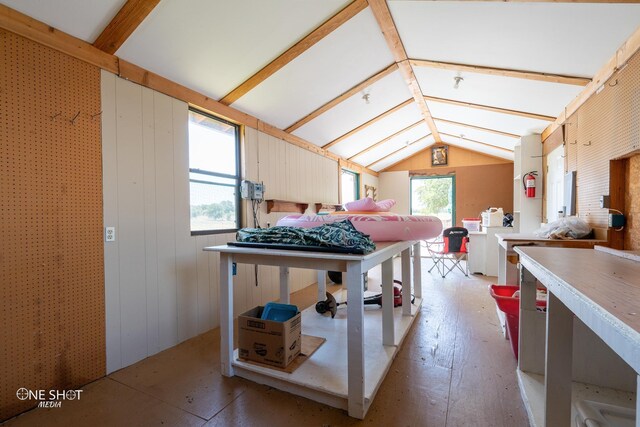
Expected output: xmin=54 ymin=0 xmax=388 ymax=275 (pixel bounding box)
xmin=188 ymin=109 xmax=241 ymax=234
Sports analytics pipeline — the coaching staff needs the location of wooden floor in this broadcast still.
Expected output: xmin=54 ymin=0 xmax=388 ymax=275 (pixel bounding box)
xmin=3 ymin=259 xmax=529 ymax=427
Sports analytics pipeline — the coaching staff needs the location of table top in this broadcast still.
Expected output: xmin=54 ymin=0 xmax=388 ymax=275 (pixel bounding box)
xmin=516 ymin=246 xmax=640 ymax=369
xmin=496 ymin=233 xmax=606 ymax=243
xmin=203 ymin=240 xmax=414 ymax=261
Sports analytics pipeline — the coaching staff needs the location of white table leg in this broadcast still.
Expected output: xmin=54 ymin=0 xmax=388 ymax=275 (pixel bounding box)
xmin=413 ymin=242 xmax=422 ymax=299
xmin=636 ymin=376 xmax=640 ymax=427
xmin=346 ymin=260 xmax=365 ymax=418
xmin=498 ymin=244 xmax=507 ymax=285
xmin=518 ymin=266 xmax=543 ymax=374
xmin=381 ymin=258 xmax=394 ymax=346
xmin=220 ymin=253 xmax=234 ymax=377
xmin=279 ymin=266 xmax=290 ymax=304
xmin=401 ymin=248 xmax=412 ymax=316
xmin=317 ymin=270 xmax=326 ymax=302
xmin=544 ymin=292 xmax=574 ymax=427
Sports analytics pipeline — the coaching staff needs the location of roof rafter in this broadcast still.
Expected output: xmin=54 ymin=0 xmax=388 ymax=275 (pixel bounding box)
xmin=410 ymin=59 xmax=591 ymax=86
xmin=367 ymin=0 xmax=441 ymax=142
xmin=366 ymin=134 xmax=431 ymax=168
xmin=348 ymin=120 xmax=424 ymax=160
xmin=433 ymin=118 xmax=520 ymax=139
xmin=322 ymin=98 xmax=412 ymax=150
xmin=440 ymin=132 xmax=514 ymax=152
xmin=93 ymin=0 xmax=160 ymax=54
xmin=424 ymin=95 xmax=555 ymax=121
xmin=285 ymin=63 xmax=397 ymax=133
xmin=220 ymin=0 xmax=368 ymax=105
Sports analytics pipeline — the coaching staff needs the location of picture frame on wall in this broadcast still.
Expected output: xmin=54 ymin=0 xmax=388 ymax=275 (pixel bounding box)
xmin=431 ymin=146 xmax=448 ymax=166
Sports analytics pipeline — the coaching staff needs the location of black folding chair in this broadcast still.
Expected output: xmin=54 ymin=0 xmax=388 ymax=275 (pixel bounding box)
xmin=427 ymin=227 xmax=469 ymax=278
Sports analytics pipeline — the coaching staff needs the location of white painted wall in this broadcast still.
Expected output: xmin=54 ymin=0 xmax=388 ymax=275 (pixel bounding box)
xmin=379 ymin=171 xmax=410 ymax=214
xmin=102 ymin=71 xmax=339 ymax=373
xmin=361 ymin=173 xmax=379 ymax=200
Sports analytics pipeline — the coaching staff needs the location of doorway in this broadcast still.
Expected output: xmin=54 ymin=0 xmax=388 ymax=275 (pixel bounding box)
xmin=411 ymin=175 xmax=455 ymax=229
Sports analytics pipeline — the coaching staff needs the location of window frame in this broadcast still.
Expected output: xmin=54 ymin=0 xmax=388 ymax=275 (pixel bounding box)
xmin=188 ymin=108 xmax=242 ymax=236
xmin=341 ymin=169 xmax=360 ymax=204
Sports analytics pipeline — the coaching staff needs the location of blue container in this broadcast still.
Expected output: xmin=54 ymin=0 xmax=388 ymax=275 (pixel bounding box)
xmin=261 ymin=302 xmax=298 ymax=322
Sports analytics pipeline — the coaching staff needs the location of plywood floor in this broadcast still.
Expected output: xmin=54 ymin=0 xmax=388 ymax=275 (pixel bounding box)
xmin=2 ymin=260 xmax=528 ymax=427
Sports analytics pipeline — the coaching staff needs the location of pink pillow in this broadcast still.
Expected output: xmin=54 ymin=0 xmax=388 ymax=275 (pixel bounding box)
xmin=374 ymin=199 xmax=396 ymax=212
xmin=344 ymin=197 xmax=377 ymax=211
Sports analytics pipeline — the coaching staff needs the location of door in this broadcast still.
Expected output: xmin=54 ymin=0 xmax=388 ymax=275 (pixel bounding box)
xmin=546 ymin=145 xmax=565 ymax=222
xmin=411 ymin=175 xmax=455 ymax=229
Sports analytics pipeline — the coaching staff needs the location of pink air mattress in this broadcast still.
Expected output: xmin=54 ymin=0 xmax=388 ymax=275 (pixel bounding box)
xmin=276 ymin=214 xmax=443 ymax=242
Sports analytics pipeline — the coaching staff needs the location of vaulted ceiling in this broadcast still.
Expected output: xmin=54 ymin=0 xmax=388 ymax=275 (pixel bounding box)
xmin=3 ymin=0 xmax=640 ymax=171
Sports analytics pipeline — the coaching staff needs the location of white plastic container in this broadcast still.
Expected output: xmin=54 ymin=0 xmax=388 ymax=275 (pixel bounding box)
xmin=462 ymin=218 xmax=481 ymax=232
xmin=481 ymin=208 xmax=504 ymax=227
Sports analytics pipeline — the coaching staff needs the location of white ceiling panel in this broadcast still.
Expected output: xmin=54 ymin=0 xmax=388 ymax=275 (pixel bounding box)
xmin=117 ymin=0 xmax=350 ymax=100
xmin=292 ymin=69 xmax=411 ymax=146
xmin=390 ymin=2 xmax=640 ymax=78
xmin=415 ymin=67 xmax=583 ymax=118
xmin=427 ymin=101 xmax=549 ymax=136
xmin=351 ymin=124 xmax=430 ymax=167
xmin=231 ymin=8 xmax=395 ymax=130
xmin=440 ymin=135 xmax=513 ymax=161
xmin=0 ymin=0 xmax=126 ymax=42
xmin=330 ymin=102 xmax=423 ymax=157
xmin=372 ymin=136 xmax=435 ymax=171
xmin=434 ymin=120 xmax=518 ymax=151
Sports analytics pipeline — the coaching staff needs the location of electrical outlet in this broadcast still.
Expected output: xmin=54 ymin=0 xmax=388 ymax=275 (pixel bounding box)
xmin=105 ymin=227 xmax=116 ymax=242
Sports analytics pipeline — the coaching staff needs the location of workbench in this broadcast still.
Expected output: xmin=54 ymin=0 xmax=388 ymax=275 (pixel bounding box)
xmin=515 ymin=246 xmax=639 ymax=426
xmin=204 ymin=241 xmax=422 ymax=419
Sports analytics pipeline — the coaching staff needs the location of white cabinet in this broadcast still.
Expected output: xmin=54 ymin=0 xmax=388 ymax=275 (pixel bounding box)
xmin=513 ymin=135 xmax=543 ymax=233
xmin=468 ymin=226 xmax=512 ymax=276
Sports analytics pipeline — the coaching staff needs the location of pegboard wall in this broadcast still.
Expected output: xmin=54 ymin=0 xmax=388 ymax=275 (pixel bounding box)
xmin=0 ymin=30 xmax=105 ymax=420
xmin=563 ymin=48 xmax=640 ymax=249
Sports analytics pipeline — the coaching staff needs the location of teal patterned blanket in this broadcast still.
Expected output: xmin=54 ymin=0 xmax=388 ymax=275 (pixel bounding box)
xmin=236 ymin=220 xmax=376 ymax=253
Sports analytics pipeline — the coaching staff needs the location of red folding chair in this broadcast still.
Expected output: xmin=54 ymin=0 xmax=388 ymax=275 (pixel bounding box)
xmin=427 ymin=227 xmax=469 ymax=278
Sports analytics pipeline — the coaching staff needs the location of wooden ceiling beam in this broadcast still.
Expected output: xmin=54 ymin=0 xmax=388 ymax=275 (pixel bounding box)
xmin=366 ymin=135 xmax=431 ymax=168
xmin=410 ymin=59 xmax=590 ymax=86
xmin=440 ymin=132 xmax=514 ymax=152
xmin=348 ymin=120 xmax=424 ymax=160
xmin=285 ymin=63 xmax=397 ymax=133
xmin=424 ymin=95 xmax=555 ymax=122
xmin=433 ymin=117 xmax=520 ymax=139
xmin=219 ymin=0 xmax=367 ymax=105
xmin=93 ymin=0 xmax=160 ymax=54
xmin=542 ymin=24 xmax=640 ymax=140
xmin=321 ymin=98 xmax=412 ymax=150
xmin=367 ymin=0 xmax=441 ymax=142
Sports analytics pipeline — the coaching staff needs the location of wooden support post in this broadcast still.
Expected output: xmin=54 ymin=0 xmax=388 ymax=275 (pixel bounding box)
xmin=413 ymin=242 xmax=422 ymax=299
xmin=317 ymin=270 xmax=327 ymax=302
xmin=220 ymin=254 xmax=234 ymax=377
xmin=381 ymin=258 xmax=394 ymax=346
xmin=279 ymin=266 xmax=290 ymax=304
xmin=544 ymin=292 xmax=574 ymax=427
xmin=401 ymin=248 xmax=412 ymax=316
xmin=346 ymin=261 xmax=365 ymax=418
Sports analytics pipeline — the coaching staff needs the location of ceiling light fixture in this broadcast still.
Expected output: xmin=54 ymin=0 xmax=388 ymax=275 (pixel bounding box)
xmin=453 ymin=75 xmax=464 ymax=90
xmin=362 ymin=89 xmax=371 ymax=105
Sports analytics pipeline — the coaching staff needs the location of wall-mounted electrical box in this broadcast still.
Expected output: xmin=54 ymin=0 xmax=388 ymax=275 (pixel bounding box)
xmin=599 ymin=195 xmax=610 ymax=209
xmin=241 ymin=180 xmax=265 ymax=201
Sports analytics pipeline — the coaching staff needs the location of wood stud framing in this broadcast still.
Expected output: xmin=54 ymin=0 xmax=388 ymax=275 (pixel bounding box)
xmin=440 ymin=132 xmax=514 ymax=152
xmin=93 ymin=0 xmax=160 ymax=54
xmin=424 ymin=95 xmax=556 ymax=122
xmin=367 ymin=0 xmax=442 ymax=142
xmin=348 ymin=120 xmax=425 ymax=160
xmin=410 ymin=59 xmax=591 ymax=86
xmin=219 ymin=0 xmax=368 ymax=106
xmin=285 ymin=63 xmax=398 ymax=133
xmin=433 ymin=118 xmax=520 ymax=139
xmin=321 ymin=99 xmax=413 ymax=150
xmin=366 ymin=134 xmax=431 ymax=168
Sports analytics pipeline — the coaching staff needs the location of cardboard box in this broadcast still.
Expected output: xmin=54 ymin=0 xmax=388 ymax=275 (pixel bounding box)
xmin=238 ymin=306 xmax=301 ymax=368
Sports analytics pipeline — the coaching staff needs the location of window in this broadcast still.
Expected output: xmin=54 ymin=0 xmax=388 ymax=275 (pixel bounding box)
xmin=341 ymin=169 xmax=359 ymax=204
xmin=188 ymin=109 xmax=241 ymax=234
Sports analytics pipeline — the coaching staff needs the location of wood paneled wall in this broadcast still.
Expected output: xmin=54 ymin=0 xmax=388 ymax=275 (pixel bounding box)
xmin=0 ymin=30 xmax=104 ymax=421
xmin=562 ymin=50 xmax=640 ymax=248
xmin=101 ymin=72 xmax=339 ymax=373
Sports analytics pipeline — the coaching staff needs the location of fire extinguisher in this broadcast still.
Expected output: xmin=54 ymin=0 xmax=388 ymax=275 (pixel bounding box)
xmin=523 ymin=171 xmax=538 ymax=198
